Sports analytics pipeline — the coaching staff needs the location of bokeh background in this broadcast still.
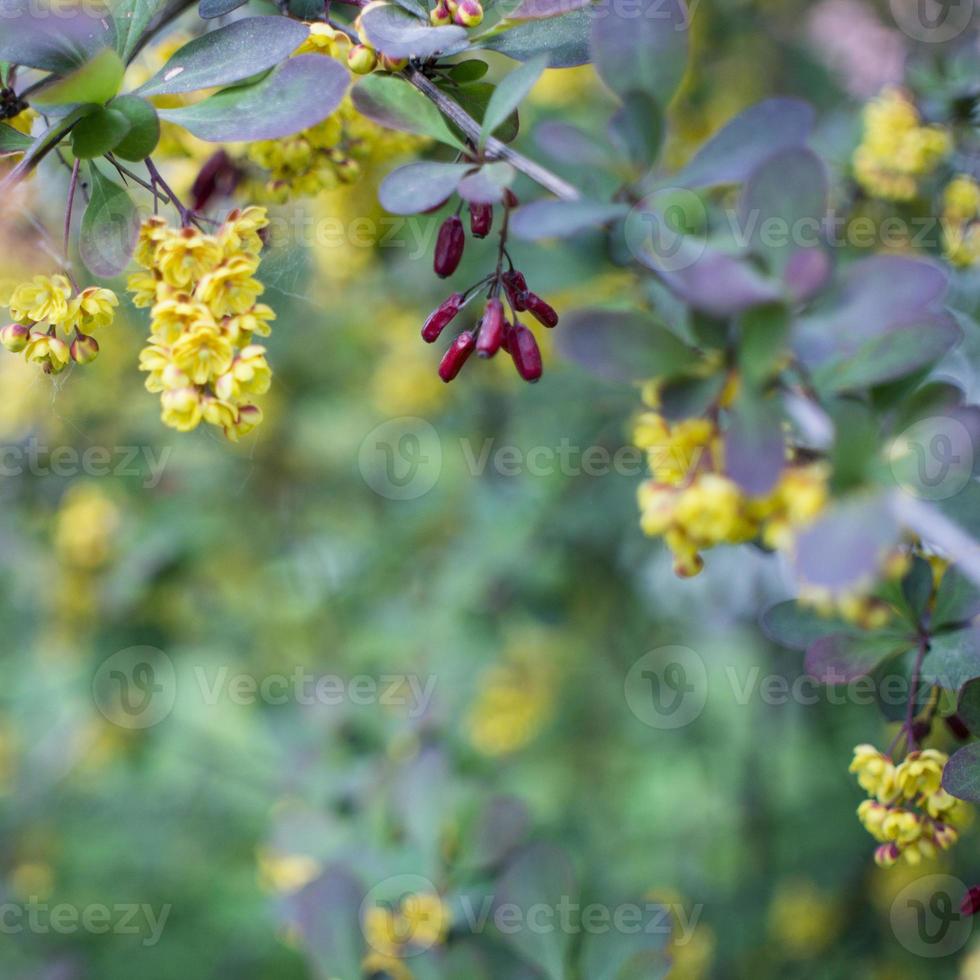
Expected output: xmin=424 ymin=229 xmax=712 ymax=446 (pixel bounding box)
xmin=1 ymin=0 xmax=979 ymax=977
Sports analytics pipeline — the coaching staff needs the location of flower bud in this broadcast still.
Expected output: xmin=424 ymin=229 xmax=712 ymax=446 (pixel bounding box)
xmin=434 ymin=215 xmax=465 ymax=278
xmin=525 ymin=292 xmax=558 ymax=328
xmin=476 ymin=297 xmax=504 ymax=357
xmin=380 ymin=54 xmax=409 ymax=72
xmin=509 ymin=323 xmax=542 ymax=382
xmin=429 ymin=2 xmax=453 ymax=25
xmin=469 ymin=201 xmax=493 ymax=238
xmin=191 ymin=150 xmax=240 ymax=212
xmin=439 ymin=330 xmax=476 ymax=382
xmin=347 ymin=44 xmax=378 ymax=75
xmin=504 ymin=189 xmax=519 ymax=208
xmin=421 ymin=292 xmax=463 ymax=343
xmin=0 ymin=322 xmax=30 ymax=352
xmin=454 ymin=0 xmax=483 ymax=26
xmin=70 ymin=332 xmax=99 ymax=364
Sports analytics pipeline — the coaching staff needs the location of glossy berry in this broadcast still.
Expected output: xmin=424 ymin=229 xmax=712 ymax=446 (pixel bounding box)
xmin=469 ymin=201 xmax=493 ymax=238
xmin=434 ymin=215 xmax=465 ymax=278
xmin=525 ymin=292 xmax=559 ymax=328
xmin=439 ymin=331 xmax=476 ymax=382
xmin=502 ymin=270 xmax=529 ymax=311
xmin=510 ymin=323 xmax=542 ymax=382
xmin=421 ymin=292 xmax=463 ymax=343
xmin=476 ymin=297 xmax=505 ymax=357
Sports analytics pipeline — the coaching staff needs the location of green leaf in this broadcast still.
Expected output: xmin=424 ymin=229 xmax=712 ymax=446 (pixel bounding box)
xmin=942 ymin=742 xmax=980 ymax=803
xmin=957 ymin=678 xmax=980 ymax=734
xmin=738 ymin=146 xmax=827 ymax=274
xmin=158 ymin=56 xmax=349 ymax=142
xmin=79 ymin=162 xmax=139 ymax=277
xmin=738 ymin=303 xmax=791 ymax=385
xmin=495 ymin=844 xmax=577 ymax=980
xmin=480 ymin=10 xmax=592 ymax=67
xmin=378 ymin=161 xmax=473 ymax=214
xmin=0 ymin=124 xmax=34 ymax=157
xmin=446 ymin=59 xmax=489 ymax=83
xmin=450 ymin=81 xmax=520 ymax=144
xmin=814 ymin=317 xmax=962 ymax=394
xmin=805 ymin=633 xmax=911 ymax=684
xmin=510 ymin=200 xmax=629 ymax=240
xmin=110 ymin=0 xmax=163 ymax=62
xmin=934 ymin=567 xmax=980 ymax=629
xmin=579 ymin=919 xmax=671 ymax=980
xmin=34 ymin=47 xmax=125 ymax=107
xmin=591 ymin=0 xmax=688 ymax=105
xmin=359 ymin=3 xmax=468 ymax=59
xmin=557 ymin=308 xmax=697 ymax=383
xmin=479 ymin=54 xmax=547 ymax=149
xmin=921 ymin=628 xmax=980 ymax=692
xmin=200 ymin=0 xmax=249 ymax=16
xmin=70 ymin=106 xmax=131 ymax=159
xmin=0 ymin=105 xmax=94 ymax=187
xmin=609 ymin=92 xmax=665 ymax=172
xmin=135 ymin=17 xmax=309 ymax=96
xmin=109 ymin=95 xmax=160 ymax=161
xmin=760 ymin=601 xmax=853 ymax=651
xmin=352 ymin=73 xmax=465 ymax=150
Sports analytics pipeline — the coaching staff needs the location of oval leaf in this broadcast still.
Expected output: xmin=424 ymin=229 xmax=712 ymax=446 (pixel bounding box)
xmin=199 ymin=0 xmax=249 ymax=16
xmin=70 ymin=106 xmax=131 ymax=159
xmin=360 ymin=3 xmax=468 ymax=59
xmin=158 ymin=55 xmax=349 ymax=142
xmin=109 ymin=94 xmax=160 ymax=161
xmin=33 ymin=46 xmax=125 ymax=107
xmin=0 ymin=1 xmax=114 ymax=72
xmin=352 ymin=73 xmax=465 ymax=150
xmin=480 ymin=10 xmax=593 ymax=67
xmin=805 ymin=633 xmax=911 ymax=684
xmin=378 ymin=161 xmax=472 ymax=214
xmin=135 ymin=17 xmax=309 ymax=96
xmin=479 ymin=54 xmax=547 ymax=148
xmin=510 ymin=199 xmax=629 ymax=239
xmin=456 ymin=162 xmax=515 ymax=203
xmin=79 ymin=162 xmax=139 ymax=277
xmin=942 ymin=742 xmax=980 ymax=803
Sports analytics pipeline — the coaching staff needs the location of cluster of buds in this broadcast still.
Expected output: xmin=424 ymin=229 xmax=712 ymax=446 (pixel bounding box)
xmin=430 ymin=0 xmax=484 ymax=27
xmin=127 ymin=207 xmax=274 ymax=440
xmin=633 ymin=383 xmax=828 ymax=577
xmin=850 ymin=745 xmax=973 ymax=867
xmin=422 ymin=196 xmax=559 ymax=383
xmin=942 ymin=174 xmax=980 ymax=268
xmin=0 ymin=274 xmax=117 ymax=374
xmin=852 ymin=87 xmax=951 ymax=202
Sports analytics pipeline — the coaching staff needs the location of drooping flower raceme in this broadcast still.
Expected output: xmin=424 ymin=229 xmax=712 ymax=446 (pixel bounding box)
xmin=128 ymin=207 xmax=273 ymax=440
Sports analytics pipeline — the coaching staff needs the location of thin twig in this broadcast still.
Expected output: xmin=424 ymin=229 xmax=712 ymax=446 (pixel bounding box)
xmin=64 ymin=158 xmax=80 ymax=259
xmin=406 ymin=67 xmax=581 ymax=202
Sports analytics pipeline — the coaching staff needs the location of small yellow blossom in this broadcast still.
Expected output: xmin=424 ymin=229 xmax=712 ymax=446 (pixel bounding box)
xmin=9 ymin=274 xmax=73 ymax=325
xmin=67 ymin=286 xmax=118 ymax=332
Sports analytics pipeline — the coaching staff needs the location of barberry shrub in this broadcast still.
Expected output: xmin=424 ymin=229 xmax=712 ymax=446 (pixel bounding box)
xmin=1 ymin=0 xmax=979 ymax=972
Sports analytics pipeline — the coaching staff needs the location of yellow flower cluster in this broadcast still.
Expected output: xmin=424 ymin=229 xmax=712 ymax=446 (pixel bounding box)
xmin=633 ymin=407 xmax=828 ymax=577
xmin=0 ymin=274 xmax=117 ymax=373
xmin=467 ymin=652 xmax=555 ymax=757
xmin=853 ymin=88 xmax=951 ymax=201
xmin=850 ymin=745 xmax=972 ymax=867
xmin=128 ymin=208 xmax=273 ymax=440
xmin=362 ymin=892 xmax=450 ymax=980
xmin=942 ymin=174 xmax=980 ymax=268
xmin=245 ymin=25 xmax=425 ymax=202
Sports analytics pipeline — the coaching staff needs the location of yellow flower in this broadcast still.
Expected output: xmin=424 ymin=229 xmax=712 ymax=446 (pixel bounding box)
xmin=225 ymin=304 xmax=275 ymax=344
xmin=149 ymin=295 xmax=216 ymax=344
xmin=9 ymin=274 xmax=73 ymax=325
xmin=67 ymin=286 xmax=117 ymax=332
xmin=850 ymin=744 xmax=900 ymax=803
xmin=139 ymin=344 xmax=188 ymax=393
xmin=201 ymin=395 xmax=237 ymax=430
xmin=944 ymin=175 xmax=980 ymax=224
xmin=23 ymin=330 xmax=70 ymax=373
xmin=226 ymin=403 xmax=263 ymax=442
xmin=219 ymin=206 xmax=269 ymax=256
xmin=895 ymin=749 xmax=947 ymax=799
xmin=134 ymin=215 xmax=171 ymax=268
xmin=194 ymin=254 xmax=263 ymax=317
xmin=398 ymin=893 xmax=450 ymax=948
xmin=160 ymin=386 xmax=204 ymax=431
xmin=155 ymin=227 xmax=224 ymax=288
xmin=673 ymin=474 xmax=748 ymax=546
xmin=127 ymin=270 xmax=164 ymax=308
xmin=171 ymin=324 xmax=234 ymax=385
xmin=214 ymin=344 xmax=271 ymax=401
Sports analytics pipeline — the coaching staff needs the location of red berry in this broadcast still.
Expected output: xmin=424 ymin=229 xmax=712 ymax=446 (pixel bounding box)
xmin=439 ymin=330 xmax=476 ymax=382
xmin=502 ymin=270 xmax=528 ymax=311
xmin=469 ymin=201 xmax=493 ymax=238
xmin=510 ymin=323 xmax=542 ymax=382
xmin=421 ymin=292 xmax=463 ymax=343
xmin=434 ymin=215 xmax=465 ymax=278
xmin=476 ymin=297 xmax=504 ymax=357
xmin=524 ymin=292 xmax=558 ymax=328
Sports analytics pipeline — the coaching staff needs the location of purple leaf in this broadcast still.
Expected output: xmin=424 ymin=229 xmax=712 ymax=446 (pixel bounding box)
xmin=360 ymin=3 xmax=468 ymax=59
xmin=379 ymin=161 xmax=473 ymax=214
xmin=535 ymin=121 xmax=613 ymax=168
xmin=591 ymin=0 xmax=689 ymax=105
xmin=805 ymin=633 xmax=911 ymax=683
xmin=457 ymin=162 xmax=516 ymax=203
xmin=510 ymin=199 xmax=629 ymax=240
xmin=672 ymin=98 xmax=815 ymax=188
xmin=783 ymin=247 xmax=831 ymax=304
xmin=157 ymin=55 xmax=349 ymax=142
xmin=724 ymin=396 xmax=785 ymax=496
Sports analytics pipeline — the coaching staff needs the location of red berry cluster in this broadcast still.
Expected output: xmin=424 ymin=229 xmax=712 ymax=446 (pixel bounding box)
xmin=422 ymin=195 xmax=559 ymax=384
